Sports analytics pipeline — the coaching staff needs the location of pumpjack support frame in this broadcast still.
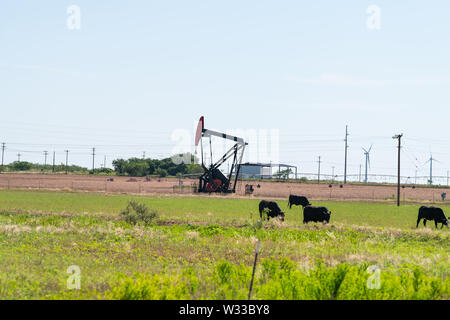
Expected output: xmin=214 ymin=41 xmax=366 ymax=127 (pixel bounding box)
xmin=195 ymin=116 xmax=247 ymax=193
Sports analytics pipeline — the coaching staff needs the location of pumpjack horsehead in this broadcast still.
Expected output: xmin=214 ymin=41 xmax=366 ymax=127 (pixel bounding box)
xmin=195 ymin=116 xmax=247 ymax=193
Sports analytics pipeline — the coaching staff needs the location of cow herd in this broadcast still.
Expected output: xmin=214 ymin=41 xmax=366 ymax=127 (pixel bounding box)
xmin=259 ymin=195 xmax=332 ymax=224
xmin=258 ymin=194 xmax=449 ymax=229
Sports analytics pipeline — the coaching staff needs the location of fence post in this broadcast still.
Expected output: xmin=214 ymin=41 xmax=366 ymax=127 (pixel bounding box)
xmin=248 ymin=239 xmax=261 ymax=300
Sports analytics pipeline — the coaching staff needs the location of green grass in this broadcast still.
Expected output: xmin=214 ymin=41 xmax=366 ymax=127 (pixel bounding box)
xmin=0 ymin=190 xmax=448 ymax=299
xmin=1 ymin=190 xmax=449 ymax=229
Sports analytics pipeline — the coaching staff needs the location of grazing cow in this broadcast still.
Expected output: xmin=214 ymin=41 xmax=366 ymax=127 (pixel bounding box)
xmin=303 ymin=206 xmax=331 ymax=224
xmin=288 ymin=195 xmax=311 ymax=209
xmin=416 ymin=206 xmax=449 ymax=229
xmin=259 ymin=200 xmax=285 ymax=221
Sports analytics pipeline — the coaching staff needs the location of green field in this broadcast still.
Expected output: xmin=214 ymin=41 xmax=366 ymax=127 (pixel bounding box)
xmin=0 ymin=190 xmax=448 ymax=299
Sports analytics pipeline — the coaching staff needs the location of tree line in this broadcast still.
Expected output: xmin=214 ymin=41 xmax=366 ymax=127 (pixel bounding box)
xmin=0 ymin=161 xmax=91 ymax=174
xmin=0 ymin=153 xmax=204 ymax=177
xmin=112 ymin=153 xmax=203 ymax=177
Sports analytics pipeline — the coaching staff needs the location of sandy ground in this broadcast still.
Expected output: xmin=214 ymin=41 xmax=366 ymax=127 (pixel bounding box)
xmin=0 ymin=173 xmax=449 ymax=203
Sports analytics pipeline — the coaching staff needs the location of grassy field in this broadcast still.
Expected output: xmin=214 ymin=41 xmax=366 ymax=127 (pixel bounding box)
xmin=0 ymin=190 xmax=448 ymax=299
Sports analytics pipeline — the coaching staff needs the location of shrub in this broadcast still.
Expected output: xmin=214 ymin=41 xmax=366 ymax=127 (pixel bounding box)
xmin=106 ymin=273 xmax=191 ymax=300
xmin=155 ymin=168 xmax=168 ymax=178
xmin=10 ymin=161 xmax=33 ymax=171
xmin=104 ymin=259 xmax=449 ymax=300
xmin=120 ymin=200 xmax=158 ymax=225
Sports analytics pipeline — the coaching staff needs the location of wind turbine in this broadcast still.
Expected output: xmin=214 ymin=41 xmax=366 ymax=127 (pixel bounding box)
xmin=362 ymin=145 xmax=373 ymax=183
xmin=425 ymin=154 xmax=439 ymax=185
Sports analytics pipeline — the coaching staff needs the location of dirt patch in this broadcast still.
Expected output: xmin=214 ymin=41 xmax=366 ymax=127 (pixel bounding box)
xmin=0 ymin=173 xmax=449 ymax=203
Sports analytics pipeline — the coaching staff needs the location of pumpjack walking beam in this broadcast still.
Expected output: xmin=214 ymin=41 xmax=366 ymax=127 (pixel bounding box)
xmin=195 ymin=116 xmax=247 ymax=193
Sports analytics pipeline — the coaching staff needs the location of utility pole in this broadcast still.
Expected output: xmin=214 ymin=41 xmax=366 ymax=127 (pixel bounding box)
xmin=52 ymin=151 xmax=56 ymax=173
xmin=17 ymin=153 xmax=21 ymax=162
xmin=317 ymin=156 xmax=321 ymax=184
xmin=104 ymin=155 xmax=106 ymax=169
xmin=332 ymin=166 xmax=335 ymax=182
xmin=92 ymin=148 xmax=96 ymax=171
xmin=65 ymin=150 xmax=69 ymax=174
xmin=393 ymin=134 xmax=403 ymax=207
xmin=1 ymin=143 xmax=5 ymax=168
xmin=344 ymin=125 xmax=349 ymax=184
xmin=43 ymin=151 xmax=48 ymax=168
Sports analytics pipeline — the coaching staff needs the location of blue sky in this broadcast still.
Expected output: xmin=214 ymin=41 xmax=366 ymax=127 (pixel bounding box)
xmin=1 ymin=1 xmax=450 ymax=183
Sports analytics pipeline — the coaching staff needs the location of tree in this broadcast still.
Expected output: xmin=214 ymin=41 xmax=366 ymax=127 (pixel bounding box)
xmin=112 ymin=159 xmax=127 ymax=175
xmin=186 ymin=163 xmax=203 ymax=174
xmin=124 ymin=161 xmax=149 ymax=177
xmin=10 ymin=161 xmax=33 ymax=171
xmin=155 ymin=168 xmax=168 ymax=177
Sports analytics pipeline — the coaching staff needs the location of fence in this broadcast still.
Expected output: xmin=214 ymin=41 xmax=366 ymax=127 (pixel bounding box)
xmin=0 ymin=174 xmax=449 ymax=203
xmin=242 ymin=172 xmax=450 ymax=187
xmin=0 ymin=175 xmax=179 ymax=194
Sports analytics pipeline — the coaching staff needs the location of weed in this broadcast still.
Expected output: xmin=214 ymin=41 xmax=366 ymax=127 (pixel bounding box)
xmin=120 ymin=201 xmax=158 ymax=225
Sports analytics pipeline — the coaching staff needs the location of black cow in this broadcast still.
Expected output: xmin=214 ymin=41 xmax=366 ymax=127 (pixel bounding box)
xmin=259 ymin=200 xmax=285 ymax=221
xmin=288 ymin=195 xmax=311 ymax=209
xmin=303 ymin=206 xmax=331 ymax=224
xmin=416 ymin=206 xmax=449 ymax=229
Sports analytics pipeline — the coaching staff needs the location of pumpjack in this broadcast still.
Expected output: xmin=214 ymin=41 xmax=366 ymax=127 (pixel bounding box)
xmin=195 ymin=116 xmax=247 ymax=193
